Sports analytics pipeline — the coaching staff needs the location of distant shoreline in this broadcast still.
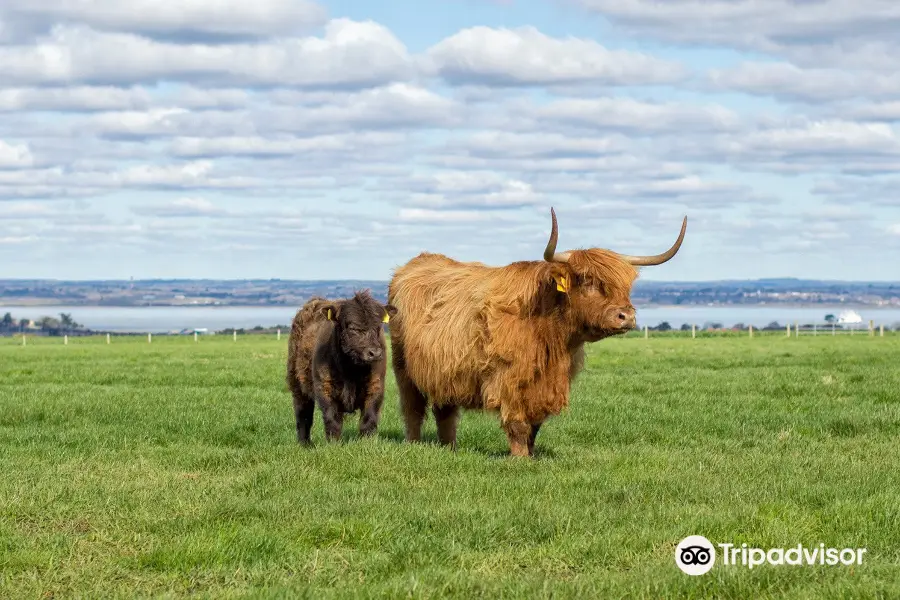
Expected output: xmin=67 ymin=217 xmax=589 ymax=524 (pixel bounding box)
xmin=2 ymin=302 xmax=898 ymax=310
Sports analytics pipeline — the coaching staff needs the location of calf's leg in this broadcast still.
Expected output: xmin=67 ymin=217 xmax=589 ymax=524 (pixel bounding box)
xmin=313 ymin=369 xmax=343 ymax=442
xmin=359 ymin=379 xmax=385 ymax=437
xmin=287 ymin=362 xmax=315 ymax=444
xmin=293 ymin=393 xmax=315 ymax=444
xmin=320 ymin=403 xmax=344 ymax=442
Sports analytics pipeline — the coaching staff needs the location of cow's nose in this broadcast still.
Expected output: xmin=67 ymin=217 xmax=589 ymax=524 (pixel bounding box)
xmin=364 ymin=348 xmax=381 ymax=361
xmin=617 ymin=308 xmax=636 ymax=329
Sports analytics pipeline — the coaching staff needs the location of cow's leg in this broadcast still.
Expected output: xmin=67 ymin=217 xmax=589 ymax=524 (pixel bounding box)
xmin=392 ymin=342 xmax=428 ymax=442
xmin=503 ymin=420 xmax=532 ymax=458
xmin=527 ymin=421 xmax=543 ymax=457
xmin=433 ymin=404 xmax=460 ymax=450
xmin=496 ymin=386 xmax=533 ymax=458
xmin=398 ymin=374 xmax=427 ymax=442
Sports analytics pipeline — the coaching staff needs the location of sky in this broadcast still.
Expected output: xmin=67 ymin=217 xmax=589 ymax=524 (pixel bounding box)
xmin=0 ymin=0 xmax=899 ymax=282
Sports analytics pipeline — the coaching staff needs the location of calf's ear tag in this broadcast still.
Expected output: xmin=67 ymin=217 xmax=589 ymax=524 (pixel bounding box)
xmin=382 ymin=313 xmax=390 ymax=324
xmin=326 ymin=308 xmax=333 ymax=321
xmin=554 ymin=275 xmax=569 ymax=293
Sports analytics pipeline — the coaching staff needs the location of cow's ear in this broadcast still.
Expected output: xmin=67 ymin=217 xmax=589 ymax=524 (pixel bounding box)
xmin=321 ymin=303 xmax=340 ymax=321
xmin=382 ymin=304 xmax=398 ymax=323
xmin=549 ymin=265 xmax=572 ymax=294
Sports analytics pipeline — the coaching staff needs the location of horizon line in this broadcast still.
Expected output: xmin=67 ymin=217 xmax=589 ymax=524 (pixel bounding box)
xmin=1 ymin=277 xmax=899 ymax=285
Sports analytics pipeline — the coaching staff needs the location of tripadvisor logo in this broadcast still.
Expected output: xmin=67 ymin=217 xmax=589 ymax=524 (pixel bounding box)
xmin=675 ymin=535 xmax=716 ymax=576
xmin=675 ymin=536 xmax=867 ymax=575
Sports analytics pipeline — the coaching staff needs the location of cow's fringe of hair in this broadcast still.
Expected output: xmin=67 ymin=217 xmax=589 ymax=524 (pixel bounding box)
xmin=565 ymin=248 xmax=640 ymax=294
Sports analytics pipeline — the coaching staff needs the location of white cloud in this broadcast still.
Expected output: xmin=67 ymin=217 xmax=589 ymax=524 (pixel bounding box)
xmin=812 ymin=176 xmax=900 ymax=206
xmin=0 ymin=235 xmax=40 ymax=244
xmin=132 ymin=197 xmax=229 ymax=218
xmin=739 ymin=121 xmax=900 ymax=156
xmin=842 ymin=102 xmax=900 ymax=122
xmin=169 ymin=132 xmax=407 ymax=158
xmin=0 ymin=19 xmax=413 ymax=88
xmin=533 ymin=97 xmax=742 ymax=134
xmin=1 ymin=0 xmax=327 ymax=40
xmin=605 ymin=175 xmax=769 ymax=204
xmin=66 ymin=84 xmax=457 ymax=141
xmin=574 ymin=0 xmax=900 ymax=69
xmin=445 ymin=130 xmax=629 ymax=159
xmin=0 ymin=85 xmax=152 ymax=112
xmin=661 ymin=119 xmax=900 ymax=175
xmin=0 ymin=161 xmax=256 ymax=199
xmin=0 ymin=201 xmax=54 ymax=218
xmin=0 ymin=140 xmax=34 ymax=169
xmin=398 ymin=208 xmax=494 ymax=223
xmin=167 ymin=87 xmax=251 ymax=110
xmin=264 ymin=84 xmax=461 ymax=131
xmin=80 ymin=108 xmax=191 ymax=138
xmin=426 ymin=26 xmax=686 ymax=86
xmin=402 ymin=173 xmax=543 ymax=210
xmin=708 ymin=62 xmax=900 ymax=103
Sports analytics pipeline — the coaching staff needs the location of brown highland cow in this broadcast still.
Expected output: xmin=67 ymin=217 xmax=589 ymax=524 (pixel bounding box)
xmin=387 ymin=207 xmax=687 ymax=457
xmin=286 ymin=290 xmax=397 ymax=443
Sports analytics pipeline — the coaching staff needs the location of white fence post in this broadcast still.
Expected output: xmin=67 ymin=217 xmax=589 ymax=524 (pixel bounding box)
xmin=880 ymin=325 xmax=885 ymax=337
xmin=194 ymin=331 xmax=198 ymax=343
xmin=277 ymin=329 xmax=281 ymax=341
xmin=233 ymin=330 xmax=237 ymax=342
xmin=691 ymin=324 xmax=696 ymax=339
xmin=749 ymin=325 xmax=753 ymax=338
xmin=107 ymin=333 xmax=111 ymax=344
xmin=22 ymin=335 xmax=26 ymax=347
xmin=64 ymin=334 xmax=68 ymax=345
xmin=869 ymin=320 xmax=875 ymax=337
xmin=644 ymin=325 xmax=649 ymax=339
xmin=786 ymin=324 xmax=790 ymax=337
xmin=795 ymin=322 xmax=799 ymax=338
xmin=148 ymin=333 xmax=152 ymax=344
xmin=813 ymin=324 xmax=817 ymax=336
xmin=832 ymin=324 xmax=835 ymax=336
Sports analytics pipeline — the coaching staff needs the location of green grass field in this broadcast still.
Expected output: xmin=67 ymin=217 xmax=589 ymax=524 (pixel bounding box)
xmin=1 ymin=333 xmax=899 ymax=598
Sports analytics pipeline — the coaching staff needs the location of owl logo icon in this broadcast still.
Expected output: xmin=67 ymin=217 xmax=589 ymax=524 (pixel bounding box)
xmin=675 ymin=536 xmax=716 ymax=575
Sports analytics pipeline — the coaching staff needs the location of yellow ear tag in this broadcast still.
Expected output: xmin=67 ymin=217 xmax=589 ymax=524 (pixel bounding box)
xmin=382 ymin=313 xmax=390 ymax=324
xmin=555 ymin=275 xmax=569 ymax=293
xmin=326 ymin=308 xmax=333 ymax=321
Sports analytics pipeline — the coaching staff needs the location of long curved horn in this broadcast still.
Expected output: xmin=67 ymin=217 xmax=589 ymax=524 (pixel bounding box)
xmin=543 ymin=207 xmax=571 ymax=263
xmin=618 ymin=216 xmax=688 ymax=266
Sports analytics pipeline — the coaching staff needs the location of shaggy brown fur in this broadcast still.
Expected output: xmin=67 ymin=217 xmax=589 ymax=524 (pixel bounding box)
xmin=388 ymin=210 xmax=685 ymax=457
xmin=286 ymin=290 xmax=397 ymax=443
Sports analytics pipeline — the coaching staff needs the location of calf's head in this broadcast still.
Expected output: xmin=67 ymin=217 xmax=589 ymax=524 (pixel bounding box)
xmin=542 ymin=207 xmax=687 ymax=342
xmin=321 ymin=290 xmax=398 ymax=364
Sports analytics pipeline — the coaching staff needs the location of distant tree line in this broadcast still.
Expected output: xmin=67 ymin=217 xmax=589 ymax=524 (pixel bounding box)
xmin=0 ymin=312 xmax=85 ymax=336
xmin=647 ymin=320 xmax=900 ymax=332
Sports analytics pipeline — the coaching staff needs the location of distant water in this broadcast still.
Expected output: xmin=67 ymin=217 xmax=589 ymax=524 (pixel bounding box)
xmin=3 ymin=304 xmax=899 ymax=333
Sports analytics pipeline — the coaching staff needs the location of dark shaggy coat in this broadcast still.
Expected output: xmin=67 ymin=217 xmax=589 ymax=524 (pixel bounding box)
xmin=286 ymin=290 xmax=397 ymax=443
